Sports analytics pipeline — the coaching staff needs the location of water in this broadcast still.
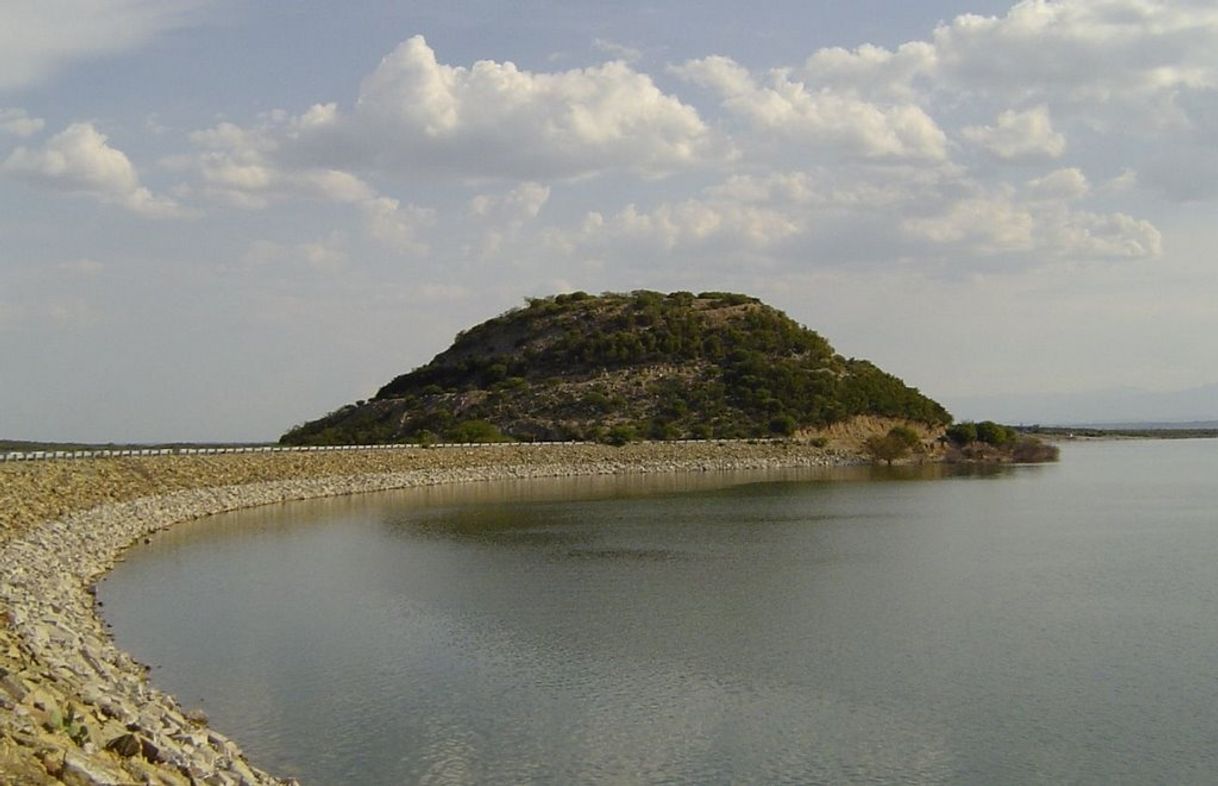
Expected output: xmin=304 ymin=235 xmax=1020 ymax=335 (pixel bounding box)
xmin=99 ymin=440 xmax=1218 ymax=784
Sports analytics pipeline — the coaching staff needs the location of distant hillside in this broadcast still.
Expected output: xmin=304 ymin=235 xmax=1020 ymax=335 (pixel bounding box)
xmin=282 ymin=291 xmax=950 ymax=445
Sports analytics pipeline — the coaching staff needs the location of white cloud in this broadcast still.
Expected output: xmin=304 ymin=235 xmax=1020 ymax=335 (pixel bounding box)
xmin=546 ymin=162 xmax=1160 ymax=273
xmin=962 ymin=105 xmax=1066 ymax=160
xmin=2 ymin=122 xmax=185 ymax=217
xmin=344 ymin=35 xmax=720 ymax=179
xmin=467 ymin=182 xmax=551 ymax=257
xmin=468 ymin=182 xmax=550 ymax=221
xmin=903 ymin=193 xmax=1036 ymax=254
xmin=297 ymin=169 xmax=377 ymax=204
xmin=674 ymin=55 xmax=947 ymax=160
xmin=801 ymin=41 xmax=936 ymax=101
xmin=0 ymin=108 xmax=44 ymax=137
xmin=362 ymin=197 xmax=436 ymax=255
xmin=592 ymin=38 xmax=643 ymax=64
xmin=903 ymin=186 xmax=1161 ymax=260
xmin=1044 ymin=210 xmax=1163 ymax=260
xmin=785 ymin=1 xmax=1218 ymax=135
xmin=587 ymin=199 xmax=803 ymax=252
xmin=0 ymin=0 xmax=214 ymax=91
xmin=1101 ymin=168 xmax=1138 ymax=194
xmin=187 ymin=120 xmax=376 ymax=208
xmin=546 ymin=173 xmax=830 ymax=266
xmin=180 ymin=34 xmax=720 ymax=209
xmin=930 ymin=0 xmax=1218 ymax=124
xmin=1027 ymin=168 xmax=1090 ymax=201
xmin=186 ymin=116 xmax=445 ymax=255
xmin=703 ymin=172 xmax=815 ymax=204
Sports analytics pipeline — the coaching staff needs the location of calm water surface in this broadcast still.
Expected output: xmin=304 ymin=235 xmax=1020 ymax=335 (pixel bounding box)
xmin=100 ymin=440 xmax=1218 ymax=784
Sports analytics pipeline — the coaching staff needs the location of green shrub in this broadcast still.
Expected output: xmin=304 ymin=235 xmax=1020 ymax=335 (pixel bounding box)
xmin=946 ymin=423 xmax=978 ymax=445
xmin=864 ymin=427 xmax=921 ymax=465
xmin=976 ymin=420 xmax=1016 ymax=446
xmin=769 ymin=414 xmax=797 ymax=436
xmin=603 ymin=424 xmax=638 ymax=446
xmin=888 ymin=426 xmax=921 ymax=449
xmin=447 ymin=419 xmax=511 ymax=443
xmin=583 ymin=391 xmax=612 ymax=412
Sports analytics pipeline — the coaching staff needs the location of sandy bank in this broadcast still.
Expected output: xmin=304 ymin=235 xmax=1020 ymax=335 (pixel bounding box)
xmin=0 ymin=441 xmax=853 ymax=784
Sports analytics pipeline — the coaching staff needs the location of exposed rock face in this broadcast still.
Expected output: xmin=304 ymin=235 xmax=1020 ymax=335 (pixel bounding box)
xmin=282 ymin=291 xmax=950 ymax=444
xmin=0 ymin=441 xmax=861 ymax=784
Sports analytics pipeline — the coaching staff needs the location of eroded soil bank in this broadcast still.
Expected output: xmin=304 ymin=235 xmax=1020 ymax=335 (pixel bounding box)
xmin=1 ymin=441 xmax=856 ymax=785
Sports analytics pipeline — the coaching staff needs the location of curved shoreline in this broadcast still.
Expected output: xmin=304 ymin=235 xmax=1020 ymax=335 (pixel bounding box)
xmin=0 ymin=443 xmax=855 ymax=784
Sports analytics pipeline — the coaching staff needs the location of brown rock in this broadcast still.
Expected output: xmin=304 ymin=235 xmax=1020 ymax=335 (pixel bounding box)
xmin=60 ymin=748 xmax=130 ymax=785
xmin=104 ymin=732 xmax=141 ymax=757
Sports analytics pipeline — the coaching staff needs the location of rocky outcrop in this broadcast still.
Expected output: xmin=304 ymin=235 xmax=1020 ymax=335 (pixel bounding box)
xmin=1 ymin=442 xmax=855 ymax=783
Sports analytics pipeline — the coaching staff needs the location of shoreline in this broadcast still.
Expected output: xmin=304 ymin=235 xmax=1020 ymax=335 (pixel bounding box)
xmin=1 ymin=442 xmax=855 ymax=784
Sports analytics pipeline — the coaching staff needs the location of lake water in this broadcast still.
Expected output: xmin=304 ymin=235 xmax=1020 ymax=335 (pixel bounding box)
xmin=99 ymin=440 xmax=1218 ymax=785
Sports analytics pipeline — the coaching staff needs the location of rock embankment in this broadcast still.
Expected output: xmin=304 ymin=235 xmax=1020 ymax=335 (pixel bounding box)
xmin=1 ymin=441 xmax=854 ymax=784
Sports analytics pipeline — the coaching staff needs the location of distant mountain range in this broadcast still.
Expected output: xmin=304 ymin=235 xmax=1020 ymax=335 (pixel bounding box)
xmin=944 ymin=384 xmax=1218 ymax=428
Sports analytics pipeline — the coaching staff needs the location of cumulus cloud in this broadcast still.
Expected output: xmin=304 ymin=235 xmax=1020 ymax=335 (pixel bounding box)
xmin=342 ymin=35 xmax=719 ymax=178
xmin=182 ymin=116 xmax=442 ymax=254
xmin=2 ymin=122 xmax=185 ymax=217
xmin=801 ymin=41 xmax=936 ymax=101
xmin=547 ymin=168 xmax=927 ymax=268
xmin=931 ymin=0 xmax=1218 ymax=124
xmin=362 ymin=197 xmax=436 ymax=255
xmin=0 ymin=108 xmax=44 ymax=137
xmin=183 ymin=119 xmax=378 ymax=209
xmin=1026 ymin=168 xmax=1090 ymax=201
xmin=0 ymin=0 xmax=214 ymax=91
xmin=962 ymin=105 xmax=1066 ymax=159
xmin=178 ymin=33 xmax=722 ymax=219
xmin=465 ymin=181 xmax=552 ymax=258
xmin=592 ymin=38 xmax=643 ymax=64
xmin=787 ymin=1 xmax=1218 ymax=134
xmin=703 ymin=172 xmax=816 ymax=204
xmin=548 ymin=162 xmax=1161 ymax=274
xmin=903 ymin=193 xmax=1036 ymax=254
xmin=903 ymin=186 xmax=1161 ymax=260
xmin=468 ymin=182 xmax=550 ymax=221
xmin=674 ymin=55 xmax=947 ymax=160
xmin=159 ymin=2 xmax=1199 ymax=274
xmin=564 ymin=199 xmax=802 ymax=259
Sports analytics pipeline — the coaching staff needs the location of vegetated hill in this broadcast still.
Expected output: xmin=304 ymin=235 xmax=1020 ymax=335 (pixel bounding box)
xmin=281 ymin=290 xmax=951 ymax=445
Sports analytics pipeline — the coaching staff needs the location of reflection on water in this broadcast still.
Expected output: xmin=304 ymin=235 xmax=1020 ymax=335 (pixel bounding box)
xmin=99 ymin=442 xmax=1218 ymax=785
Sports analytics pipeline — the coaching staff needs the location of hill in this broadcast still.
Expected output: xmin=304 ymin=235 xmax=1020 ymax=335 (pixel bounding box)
xmin=281 ymin=290 xmax=950 ymax=445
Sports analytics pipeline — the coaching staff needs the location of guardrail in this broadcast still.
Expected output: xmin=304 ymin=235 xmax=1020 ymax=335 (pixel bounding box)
xmin=0 ymin=439 xmax=788 ymax=463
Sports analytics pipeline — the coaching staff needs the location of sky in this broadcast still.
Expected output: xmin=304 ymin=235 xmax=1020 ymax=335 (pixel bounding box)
xmin=2 ymin=0 xmax=1217 ymax=442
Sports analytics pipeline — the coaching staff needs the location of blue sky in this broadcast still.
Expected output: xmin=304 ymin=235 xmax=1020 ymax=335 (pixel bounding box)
xmin=2 ymin=0 xmax=1216 ymax=441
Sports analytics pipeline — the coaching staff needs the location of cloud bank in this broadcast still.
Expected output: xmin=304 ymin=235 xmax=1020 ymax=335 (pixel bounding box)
xmin=0 ymin=0 xmax=214 ymax=91
xmin=3 ymin=122 xmax=184 ymax=217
